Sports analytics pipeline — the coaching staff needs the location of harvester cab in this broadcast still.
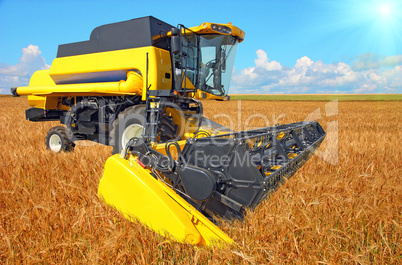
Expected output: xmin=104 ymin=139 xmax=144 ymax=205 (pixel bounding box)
xmin=11 ymin=17 xmax=326 ymax=246
xmin=169 ymin=23 xmax=240 ymax=98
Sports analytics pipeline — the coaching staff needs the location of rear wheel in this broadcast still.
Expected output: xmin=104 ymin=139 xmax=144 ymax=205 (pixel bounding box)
xmin=45 ymin=126 xmax=75 ymax=153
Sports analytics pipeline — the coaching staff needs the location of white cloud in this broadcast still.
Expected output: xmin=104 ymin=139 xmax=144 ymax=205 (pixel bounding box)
xmin=255 ymin=49 xmax=282 ymax=71
xmin=380 ymin=55 xmax=402 ymax=67
xmin=231 ymin=50 xmax=284 ymax=92
xmin=352 ymin=53 xmax=402 ymax=71
xmin=0 ymin=45 xmax=50 ymax=92
xmin=230 ymin=49 xmax=402 ymax=94
xmin=354 ymin=83 xmax=377 ymax=94
xmin=351 ymin=53 xmax=379 ymax=71
xmin=295 ymin=56 xmax=313 ymax=68
xmin=241 ymin=67 xmax=258 ymax=80
xmin=382 ymin=65 xmax=402 ymax=88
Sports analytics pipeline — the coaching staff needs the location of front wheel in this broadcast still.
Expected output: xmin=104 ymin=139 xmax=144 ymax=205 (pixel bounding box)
xmin=110 ymin=105 xmax=179 ymax=155
xmin=45 ymin=126 xmax=75 ymax=153
xmin=110 ymin=105 xmax=146 ymax=155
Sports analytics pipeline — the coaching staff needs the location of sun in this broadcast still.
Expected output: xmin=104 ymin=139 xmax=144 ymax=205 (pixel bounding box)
xmin=379 ymin=4 xmax=391 ymax=16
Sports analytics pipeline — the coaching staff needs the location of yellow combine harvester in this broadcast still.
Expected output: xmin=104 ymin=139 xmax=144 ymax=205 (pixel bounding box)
xmin=12 ymin=16 xmax=326 ymax=246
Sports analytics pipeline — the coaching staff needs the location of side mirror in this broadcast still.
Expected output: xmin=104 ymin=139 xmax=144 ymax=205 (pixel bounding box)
xmin=171 ymin=36 xmax=180 ymax=54
xmin=170 ymin=28 xmax=180 ymax=55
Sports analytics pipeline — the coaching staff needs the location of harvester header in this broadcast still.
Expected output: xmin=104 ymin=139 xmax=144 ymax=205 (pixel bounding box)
xmin=11 ymin=16 xmax=325 ymax=246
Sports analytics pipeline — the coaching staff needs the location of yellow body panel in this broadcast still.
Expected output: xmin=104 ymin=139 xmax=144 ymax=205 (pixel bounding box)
xmin=16 ymin=46 xmax=172 ymax=105
xmin=168 ymin=22 xmax=245 ymax=42
xmin=18 ymin=71 xmax=143 ymax=97
xmin=29 ymin=69 xmax=56 ymax=86
xmin=26 ymin=95 xmax=46 ymax=109
xmin=23 ymin=70 xmax=56 ymax=108
xmin=50 ymin=46 xmax=172 ymax=94
xmin=98 ymin=154 xmax=234 ymax=246
xmin=192 ymin=90 xmax=228 ymax=101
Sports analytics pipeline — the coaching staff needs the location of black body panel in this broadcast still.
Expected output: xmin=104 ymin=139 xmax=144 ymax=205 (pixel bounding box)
xmin=57 ymin=16 xmax=175 ymax=57
xmin=25 ymin=108 xmax=64 ymax=122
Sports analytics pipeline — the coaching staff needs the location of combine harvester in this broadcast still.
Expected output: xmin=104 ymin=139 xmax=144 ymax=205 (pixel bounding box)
xmin=12 ymin=17 xmax=326 ymax=246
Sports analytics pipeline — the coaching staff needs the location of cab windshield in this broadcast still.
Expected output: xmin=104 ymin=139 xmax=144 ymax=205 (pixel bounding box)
xmin=174 ymin=34 xmax=239 ymax=97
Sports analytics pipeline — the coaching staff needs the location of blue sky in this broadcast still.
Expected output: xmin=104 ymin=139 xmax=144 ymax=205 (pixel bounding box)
xmin=0 ymin=0 xmax=401 ymax=94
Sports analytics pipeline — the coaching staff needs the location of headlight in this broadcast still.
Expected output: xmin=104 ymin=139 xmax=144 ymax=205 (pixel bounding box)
xmin=211 ymin=24 xmax=232 ymax=34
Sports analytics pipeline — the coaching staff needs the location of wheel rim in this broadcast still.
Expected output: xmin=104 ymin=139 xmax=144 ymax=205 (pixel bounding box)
xmin=49 ymin=134 xmax=62 ymax=152
xmin=121 ymin=124 xmax=143 ymax=150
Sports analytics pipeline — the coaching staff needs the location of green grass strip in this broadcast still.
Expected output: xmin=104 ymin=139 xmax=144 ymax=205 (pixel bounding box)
xmin=229 ymin=94 xmax=402 ymax=101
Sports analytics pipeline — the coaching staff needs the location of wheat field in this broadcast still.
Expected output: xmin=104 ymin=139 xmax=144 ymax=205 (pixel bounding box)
xmin=0 ymin=96 xmax=401 ymax=264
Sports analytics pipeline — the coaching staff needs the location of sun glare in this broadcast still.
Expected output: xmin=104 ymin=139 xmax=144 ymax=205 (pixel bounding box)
xmin=380 ymin=4 xmax=391 ymax=16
